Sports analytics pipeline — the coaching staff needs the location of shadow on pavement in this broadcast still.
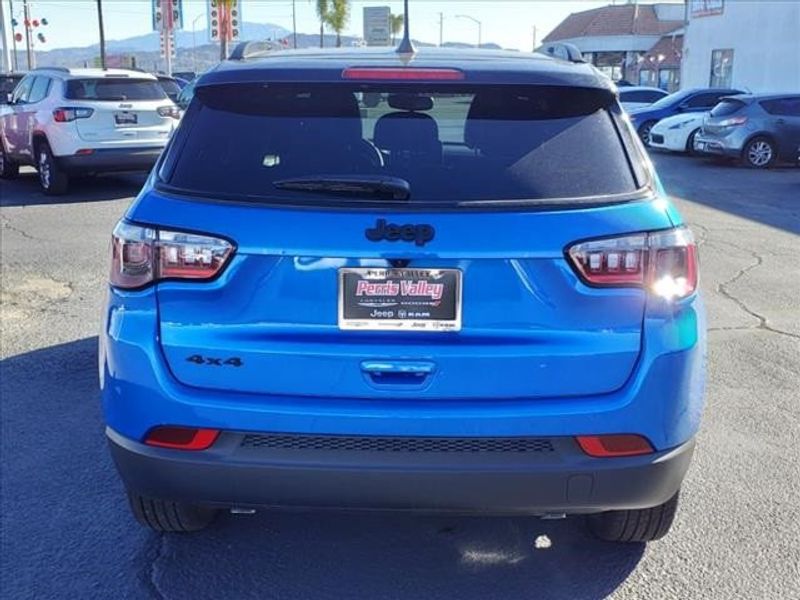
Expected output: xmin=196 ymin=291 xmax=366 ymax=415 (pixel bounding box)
xmin=652 ymin=152 xmax=800 ymax=235
xmin=0 ymin=170 xmax=146 ymax=207
xmin=1 ymin=338 xmax=644 ymax=599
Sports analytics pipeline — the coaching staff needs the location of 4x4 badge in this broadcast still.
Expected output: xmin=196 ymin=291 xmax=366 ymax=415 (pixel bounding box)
xmin=365 ymin=219 xmax=435 ymax=247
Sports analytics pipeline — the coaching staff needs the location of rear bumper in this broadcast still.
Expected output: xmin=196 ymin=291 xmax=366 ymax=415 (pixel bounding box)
xmin=693 ymin=134 xmax=742 ymax=157
xmin=57 ymin=147 xmax=163 ymax=173
xmin=108 ymin=427 xmax=695 ymax=514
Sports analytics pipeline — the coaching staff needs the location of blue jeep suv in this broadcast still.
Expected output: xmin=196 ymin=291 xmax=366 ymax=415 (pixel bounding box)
xmin=100 ymin=45 xmax=706 ymax=542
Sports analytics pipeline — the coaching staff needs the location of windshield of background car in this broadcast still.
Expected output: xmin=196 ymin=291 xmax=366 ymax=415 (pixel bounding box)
xmin=649 ymin=89 xmax=691 ymax=110
xmin=65 ymin=78 xmax=167 ymax=101
xmin=161 ymin=83 xmax=643 ymax=207
xmin=158 ymin=79 xmax=182 ymax=99
xmin=0 ymin=76 xmax=22 ymax=95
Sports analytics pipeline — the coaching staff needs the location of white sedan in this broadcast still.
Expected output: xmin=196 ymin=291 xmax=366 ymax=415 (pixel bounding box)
xmin=618 ymin=86 xmax=669 ymax=112
xmin=648 ymin=112 xmax=707 ymax=155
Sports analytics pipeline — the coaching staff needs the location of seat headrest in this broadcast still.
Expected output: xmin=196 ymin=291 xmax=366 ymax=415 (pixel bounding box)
xmin=387 ymin=93 xmax=434 ymax=112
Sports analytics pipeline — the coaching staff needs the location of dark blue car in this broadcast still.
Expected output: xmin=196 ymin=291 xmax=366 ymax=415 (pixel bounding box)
xmin=100 ymin=45 xmax=706 ymax=542
xmin=629 ymin=87 xmax=746 ymax=145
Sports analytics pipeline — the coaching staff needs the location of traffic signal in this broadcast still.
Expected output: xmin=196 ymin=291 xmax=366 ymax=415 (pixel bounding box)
xmin=15 ymin=33 xmax=23 ymax=42
xmin=38 ymin=33 xmax=46 ymax=43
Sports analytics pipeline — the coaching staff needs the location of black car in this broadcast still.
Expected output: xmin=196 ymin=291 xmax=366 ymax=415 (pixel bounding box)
xmin=156 ymin=74 xmax=186 ymax=103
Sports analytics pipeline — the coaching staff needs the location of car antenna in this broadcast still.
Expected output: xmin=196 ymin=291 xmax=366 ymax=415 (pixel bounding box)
xmin=396 ymin=0 xmax=415 ymax=55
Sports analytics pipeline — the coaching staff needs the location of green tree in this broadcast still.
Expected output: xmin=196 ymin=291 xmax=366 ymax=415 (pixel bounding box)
xmin=326 ymin=0 xmax=350 ymax=48
xmin=390 ymin=14 xmax=404 ymax=45
xmin=315 ymin=0 xmax=329 ymax=48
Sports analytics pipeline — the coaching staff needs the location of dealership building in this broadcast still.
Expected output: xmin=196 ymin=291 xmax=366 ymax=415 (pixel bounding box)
xmin=543 ymin=1 xmax=800 ymax=93
xmin=680 ymin=0 xmax=800 ymax=92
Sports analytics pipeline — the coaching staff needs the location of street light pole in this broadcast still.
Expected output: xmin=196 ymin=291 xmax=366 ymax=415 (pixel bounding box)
xmin=438 ymin=12 xmax=443 ymax=47
xmin=9 ymin=0 xmax=19 ymax=70
xmin=292 ymin=0 xmax=297 ymax=49
xmin=455 ymin=14 xmax=481 ymax=48
xmin=22 ymin=0 xmax=32 ymax=69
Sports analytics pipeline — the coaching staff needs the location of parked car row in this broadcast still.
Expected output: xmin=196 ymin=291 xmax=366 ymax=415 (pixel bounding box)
xmin=625 ymin=86 xmax=800 ymax=168
xmin=0 ymin=67 xmax=181 ymax=194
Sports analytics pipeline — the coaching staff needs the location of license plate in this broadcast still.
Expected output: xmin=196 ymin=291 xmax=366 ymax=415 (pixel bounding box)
xmin=339 ymin=268 xmax=462 ymax=332
xmin=114 ymin=112 xmax=138 ymax=126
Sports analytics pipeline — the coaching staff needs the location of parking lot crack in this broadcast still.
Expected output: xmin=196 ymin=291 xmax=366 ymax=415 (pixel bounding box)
xmin=1 ymin=217 xmax=39 ymax=241
xmin=715 ymin=247 xmax=800 ymax=341
xmin=143 ymin=534 xmax=169 ymax=600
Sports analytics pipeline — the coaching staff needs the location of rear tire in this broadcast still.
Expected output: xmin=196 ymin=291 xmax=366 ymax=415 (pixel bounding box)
xmin=587 ymin=492 xmax=680 ymax=543
xmin=36 ymin=141 xmax=69 ymax=195
xmin=127 ymin=491 xmax=219 ymax=533
xmin=0 ymin=144 xmax=20 ymax=179
xmin=742 ymin=136 xmax=776 ymax=169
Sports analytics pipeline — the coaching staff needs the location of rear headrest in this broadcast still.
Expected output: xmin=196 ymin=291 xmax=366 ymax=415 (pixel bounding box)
xmin=387 ymin=93 xmax=434 ymax=112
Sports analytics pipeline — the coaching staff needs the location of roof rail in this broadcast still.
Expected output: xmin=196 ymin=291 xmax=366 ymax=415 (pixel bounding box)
xmin=32 ymin=66 xmax=70 ymax=73
xmin=229 ymin=40 xmax=279 ymax=61
xmin=536 ymin=42 xmax=586 ymax=64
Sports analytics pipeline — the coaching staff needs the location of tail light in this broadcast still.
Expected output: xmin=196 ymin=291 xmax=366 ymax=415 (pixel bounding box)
xmin=567 ymin=227 xmax=697 ymax=300
xmin=717 ymin=115 xmax=748 ymax=127
xmin=576 ymin=435 xmax=654 ymax=458
xmin=53 ymin=107 xmax=94 ymax=122
xmin=157 ymin=105 xmax=181 ymax=119
xmin=145 ymin=426 xmax=220 ymax=450
xmin=342 ymin=67 xmax=465 ymax=81
xmin=110 ymin=221 xmax=234 ymax=289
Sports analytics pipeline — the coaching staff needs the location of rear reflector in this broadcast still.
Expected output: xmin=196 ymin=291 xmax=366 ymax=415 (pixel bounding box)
xmin=144 ymin=426 xmax=220 ymax=451
xmin=576 ymin=435 xmax=654 ymax=458
xmin=342 ymin=67 xmax=464 ymax=81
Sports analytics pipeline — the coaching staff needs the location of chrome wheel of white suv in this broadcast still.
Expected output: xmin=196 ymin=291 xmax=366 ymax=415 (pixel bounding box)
xmin=36 ymin=142 xmax=69 ymax=195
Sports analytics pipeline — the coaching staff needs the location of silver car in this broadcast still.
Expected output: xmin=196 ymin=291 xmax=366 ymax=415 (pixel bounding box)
xmin=694 ymin=94 xmax=800 ymax=168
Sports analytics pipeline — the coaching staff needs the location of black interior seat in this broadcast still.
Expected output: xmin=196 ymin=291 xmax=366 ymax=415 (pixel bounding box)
xmin=373 ymin=94 xmax=442 ymax=168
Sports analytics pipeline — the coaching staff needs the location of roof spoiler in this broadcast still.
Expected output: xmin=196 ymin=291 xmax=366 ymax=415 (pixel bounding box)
xmin=228 ymin=40 xmax=278 ymax=61
xmin=536 ymin=42 xmax=586 ymax=64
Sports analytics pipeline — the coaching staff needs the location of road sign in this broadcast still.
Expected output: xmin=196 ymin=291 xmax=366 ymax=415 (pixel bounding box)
xmin=208 ymin=0 xmax=241 ymax=43
xmin=363 ymin=6 xmax=391 ymax=47
xmin=160 ymin=28 xmax=176 ymax=59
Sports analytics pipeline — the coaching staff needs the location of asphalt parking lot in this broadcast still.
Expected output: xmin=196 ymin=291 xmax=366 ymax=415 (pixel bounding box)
xmin=2 ymin=154 xmax=799 ymax=599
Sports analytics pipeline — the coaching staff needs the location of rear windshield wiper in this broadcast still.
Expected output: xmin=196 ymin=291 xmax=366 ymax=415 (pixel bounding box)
xmin=273 ymin=175 xmax=411 ymax=200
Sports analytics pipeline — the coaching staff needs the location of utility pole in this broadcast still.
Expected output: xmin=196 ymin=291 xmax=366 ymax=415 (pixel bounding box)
xmin=22 ymin=0 xmax=32 ymax=69
xmin=10 ymin=0 xmax=19 ymax=70
xmin=1 ymin=0 xmax=11 ymax=72
xmin=531 ymin=25 xmax=537 ymax=52
xmin=438 ymin=12 xmax=443 ymax=47
xmin=96 ymin=0 xmax=106 ymax=69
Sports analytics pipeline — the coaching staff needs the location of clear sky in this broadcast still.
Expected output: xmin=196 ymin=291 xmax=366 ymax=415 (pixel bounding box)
xmin=4 ymin=0 xmax=621 ymax=52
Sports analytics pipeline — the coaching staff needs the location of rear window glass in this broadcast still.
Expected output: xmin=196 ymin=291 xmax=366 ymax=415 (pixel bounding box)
xmin=162 ymin=83 xmax=641 ymax=207
xmin=65 ymin=78 xmax=166 ymax=101
xmin=710 ymin=99 xmax=745 ymax=117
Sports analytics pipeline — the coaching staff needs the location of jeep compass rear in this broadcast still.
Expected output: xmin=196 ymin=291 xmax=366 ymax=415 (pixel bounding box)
xmin=100 ymin=47 xmax=705 ymax=542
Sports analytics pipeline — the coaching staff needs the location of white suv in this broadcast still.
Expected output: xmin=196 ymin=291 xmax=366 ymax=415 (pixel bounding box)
xmin=0 ymin=68 xmax=179 ymax=195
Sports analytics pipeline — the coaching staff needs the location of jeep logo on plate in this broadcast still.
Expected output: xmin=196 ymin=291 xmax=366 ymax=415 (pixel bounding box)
xmin=365 ymin=219 xmax=435 ymax=247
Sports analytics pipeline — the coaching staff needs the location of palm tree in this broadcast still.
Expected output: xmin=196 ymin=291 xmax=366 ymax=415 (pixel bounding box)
xmin=326 ymin=0 xmax=350 ymax=48
xmin=390 ymin=14 xmax=404 ymax=45
xmin=315 ymin=0 xmax=329 ymax=48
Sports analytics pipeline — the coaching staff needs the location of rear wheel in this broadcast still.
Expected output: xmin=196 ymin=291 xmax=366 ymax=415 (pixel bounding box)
xmin=127 ymin=491 xmax=219 ymax=533
xmin=638 ymin=121 xmax=657 ymax=147
xmin=36 ymin=141 xmax=69 ymax=195
xmin=587 ymin=492 xmax=680 ymax=543
xmin=0 ymin=144 xmax=20 ymax=179
xmin=742 ymin=137 xmax=776 ymax=168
